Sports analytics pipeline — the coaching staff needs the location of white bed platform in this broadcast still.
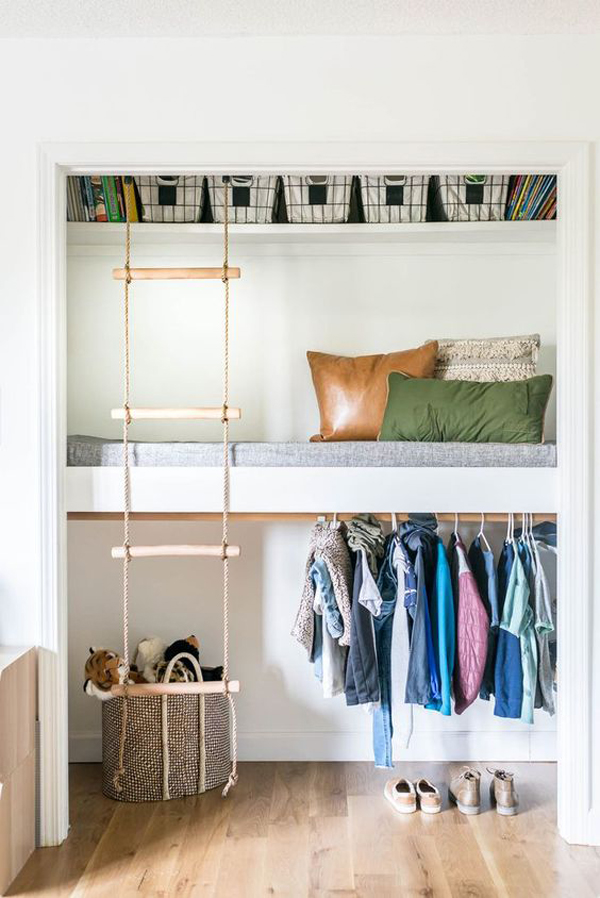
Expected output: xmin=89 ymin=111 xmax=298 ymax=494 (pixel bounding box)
xmin=66 ymin=437 xmax=558 ymax=514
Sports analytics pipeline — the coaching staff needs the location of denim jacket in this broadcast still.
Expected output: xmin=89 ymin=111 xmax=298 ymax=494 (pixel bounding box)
xmin=400 ymin=519 xmax=441 ymax=706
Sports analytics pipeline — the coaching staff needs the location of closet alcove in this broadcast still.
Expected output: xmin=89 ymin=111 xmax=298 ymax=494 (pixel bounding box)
xmin=65 ymin=180 xmax=558 ymax=774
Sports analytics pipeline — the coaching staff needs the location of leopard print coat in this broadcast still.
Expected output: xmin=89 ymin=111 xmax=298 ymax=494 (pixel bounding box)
xmin=292 ymin=523 xmax=353 ymax=654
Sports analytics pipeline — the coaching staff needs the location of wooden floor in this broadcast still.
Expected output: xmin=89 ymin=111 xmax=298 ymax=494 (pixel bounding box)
xmin=9 ymin=762 xmax=600 ymax=897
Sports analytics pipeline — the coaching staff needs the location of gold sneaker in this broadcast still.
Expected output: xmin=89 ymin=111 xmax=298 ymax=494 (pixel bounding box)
xmin=448 ymin=767 xmax=481 ymax=815
xmin=487 ymin=768 xmax=519 ymax=816
xmin=384 ymin=777 xmax=417 ymax=814
xmin=414 ymin=778 xmax=442 ymax=815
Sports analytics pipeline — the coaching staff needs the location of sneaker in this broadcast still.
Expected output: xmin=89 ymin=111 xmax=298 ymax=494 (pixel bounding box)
xmin=448 ymin=767 xmax=481 ymax=815
xmin=487 ymin=768 xmax=519 ymax=816
xmin=414 ymin=778 xmax=442 ymax=814
xmin=384 ymin=778 xmax=417 ymax=814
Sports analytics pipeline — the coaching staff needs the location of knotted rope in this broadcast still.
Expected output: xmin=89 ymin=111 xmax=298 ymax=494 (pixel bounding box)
xmin=113 ymin=178 xmax=238 ymax=798
xmin=221 ymin=178 xmax=238 ymax=797
xmin=114 ymin=185 xmax=133 ymax=793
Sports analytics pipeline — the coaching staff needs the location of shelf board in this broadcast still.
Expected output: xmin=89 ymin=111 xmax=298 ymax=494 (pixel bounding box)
xmin=66 ymin=465 xmax=558 ymax=515
xmin=67 ymin=220 xmax=557 ymax=248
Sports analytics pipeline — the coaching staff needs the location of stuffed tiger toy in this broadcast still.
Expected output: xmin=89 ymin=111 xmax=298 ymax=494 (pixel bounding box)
xmin=83 ymin=648 xmax=146 ymax=701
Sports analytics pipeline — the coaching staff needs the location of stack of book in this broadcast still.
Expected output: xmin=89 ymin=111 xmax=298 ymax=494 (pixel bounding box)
xmin=67 ymin=176 xmax=139 ymax=222
xmin=505 ymin=175 xmax=557 ymax=220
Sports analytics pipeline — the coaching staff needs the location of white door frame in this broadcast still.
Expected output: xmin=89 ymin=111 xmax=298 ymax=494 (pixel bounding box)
xmin=37 ymin=141 xmax=595 ymax=846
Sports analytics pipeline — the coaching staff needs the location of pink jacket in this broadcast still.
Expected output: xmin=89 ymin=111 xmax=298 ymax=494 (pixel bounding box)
xmin=452 ymin=535 xmax=489 ymax=714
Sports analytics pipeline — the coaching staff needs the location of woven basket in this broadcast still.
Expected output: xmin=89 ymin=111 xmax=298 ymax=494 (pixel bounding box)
xmin=282 ymin=175 xmax=353 ymax=223
xmin=101 ymin=652 xmax=231 ymax=802
xmin=134 ymin=175 xmax=204 ymax=223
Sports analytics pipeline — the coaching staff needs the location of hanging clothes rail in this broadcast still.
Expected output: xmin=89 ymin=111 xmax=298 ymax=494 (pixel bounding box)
xmin=69 ymin=511 xmax=557 ymax=523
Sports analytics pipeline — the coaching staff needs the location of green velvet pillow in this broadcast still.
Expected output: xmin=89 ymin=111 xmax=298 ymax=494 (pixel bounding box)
xmin=379 ymin=373 xmax=553 ymax=443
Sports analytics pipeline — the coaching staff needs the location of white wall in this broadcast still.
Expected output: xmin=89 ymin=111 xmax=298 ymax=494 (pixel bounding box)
xmin=67 ymin=240 xmax=557 ymax=441
xmin=0 ymin=33 xmax=598 ymax=837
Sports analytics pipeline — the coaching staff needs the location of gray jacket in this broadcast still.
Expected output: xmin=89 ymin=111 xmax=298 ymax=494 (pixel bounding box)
xmin=292 ymin=523 xmax=353 ymax=653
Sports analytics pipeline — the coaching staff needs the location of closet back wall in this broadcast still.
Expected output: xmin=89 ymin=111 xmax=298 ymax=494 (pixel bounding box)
xmin=67 ymin=240 xmax=557 ymax=440
xmin=67 ymin=235 xmax=557 ymax=762
xmin=68 ymin=519 xmax=556 ymax=763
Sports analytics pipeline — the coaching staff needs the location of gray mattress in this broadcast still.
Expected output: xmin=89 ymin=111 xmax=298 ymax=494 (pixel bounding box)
xmin=67 ymin=435 xmax=557 ymax=468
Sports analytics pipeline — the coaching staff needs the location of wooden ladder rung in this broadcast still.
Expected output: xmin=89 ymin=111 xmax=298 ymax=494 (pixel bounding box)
xmin=111 ymin=544 xmax=241 ymax=559
xmin=111 ymin=407 xmax=241 ymax=421
xmin=112 ymin=267 xmax=241 ymax=281
xmin=110 ymin=680 xmax=241 ymax=697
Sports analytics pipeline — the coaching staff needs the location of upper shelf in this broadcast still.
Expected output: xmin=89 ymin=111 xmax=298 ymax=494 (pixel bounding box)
xmin=67 ymin=220 xmax=557 ymax=249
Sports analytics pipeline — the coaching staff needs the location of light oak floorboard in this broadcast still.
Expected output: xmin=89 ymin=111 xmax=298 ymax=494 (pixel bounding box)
xmin=9 ymin=762 xmax=600 ymax=898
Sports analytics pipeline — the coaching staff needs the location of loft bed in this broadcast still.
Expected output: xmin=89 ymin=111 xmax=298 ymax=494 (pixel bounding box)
xmin=68 ymin=435 xmax=557 ymax=469
xmin=66 ymin=194 xmax=558 ymax=518
xmin=66 ymin=435 xmax=558 ymax=517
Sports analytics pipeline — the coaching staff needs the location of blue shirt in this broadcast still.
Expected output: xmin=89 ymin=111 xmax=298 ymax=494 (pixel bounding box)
xmin=426 ymin=539 xmax=455 ymax=715
xmin=494 ymin=542 xmax=523 ymax=719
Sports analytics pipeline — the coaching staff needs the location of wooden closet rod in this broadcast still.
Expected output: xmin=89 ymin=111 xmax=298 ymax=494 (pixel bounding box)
xmin=112 ymin=267 xmax=241 ymax=281
xmin=70 ymin=512 xmax=557 ymax=523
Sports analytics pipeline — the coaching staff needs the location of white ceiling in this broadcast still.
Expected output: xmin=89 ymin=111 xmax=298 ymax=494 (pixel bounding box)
xmin=1 ymin=0 xmax=599 ymax=38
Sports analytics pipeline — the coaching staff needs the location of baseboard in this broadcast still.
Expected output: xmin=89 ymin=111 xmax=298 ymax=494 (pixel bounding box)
xmin=69 ymin=732 xmax=102 ymax=763
xmin=69 ymin=729 xmax=557 ymax=764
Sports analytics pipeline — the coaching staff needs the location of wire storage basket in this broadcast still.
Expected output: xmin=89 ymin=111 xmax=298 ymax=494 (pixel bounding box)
xmin=135 ymin=176 xmax=205 ymax=223
xmin=430 ymin=175 xmax=511 ymax=222
xmin=206 ymin=175 xmax=279 ymax=223
xmin=359 ymin=175 xmax=430 ymax=223
xmin=102 ymin=653 xmax=231 ymax=802
xmin=282 ymin=175 xmax=353 ymax=223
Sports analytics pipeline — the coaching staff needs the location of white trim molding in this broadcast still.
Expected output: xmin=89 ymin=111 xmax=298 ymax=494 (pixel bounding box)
xmin=555 ymin=144 xmax=596 ymax=846
xmin=38 ymin=140 xmax=597 ymax=846
xmin=37 ymin=147 xmax=69 ymax=846
xmin=70 ymin=729 xmax=557 ymax=765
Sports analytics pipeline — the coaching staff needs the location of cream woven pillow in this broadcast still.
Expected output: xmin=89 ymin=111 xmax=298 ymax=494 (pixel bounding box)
xmin=430 ymin=334 xmax=540 ymax=382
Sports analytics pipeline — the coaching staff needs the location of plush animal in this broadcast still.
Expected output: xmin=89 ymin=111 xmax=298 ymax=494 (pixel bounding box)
xmin=83 ymin=648 xmax=146 ymax=701
xmin=199 ymin=665 xmax=224 ymax=682
xmin=133 ymin=636 xmax=168 ymax=683
xmin=163 ymin=635 xmax=201 ymax=678
xmin=160 ymin=635 xmax=224 ymax=683
xmin=155 ymin=658 xmax=195 ymax=683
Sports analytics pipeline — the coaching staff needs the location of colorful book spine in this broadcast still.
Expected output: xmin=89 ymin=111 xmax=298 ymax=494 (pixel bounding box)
xmin=102 ymin=176 xmax=121 ymax=222
xmin=519 ymin=176 xmax=543 ymax=219
xmin=514 ymin=175 xmax=533 ymax=220
xmin=83 ymin=177 xmax=96 ymax=222
xmin=90 ymin=176 xmax=108 ymax=222
xmin=66 ymin=178 xmax=75 ymax=222
xmin=527 ymin=177 xmax=551 ymax=219
xmin=115 ymin=177 xmax=126 ymax=221
xmin=122 ymin=177 xmax=139 ymax=222
xmin=75 ymin=177 xmax=85 ymax=221
xmin=78 ymin=177 xmax=90 ymax=221
xmin=506 ymin=174 xmax=557 ymax=221
xmin=505 ymin=175 xmax=522 ymax=220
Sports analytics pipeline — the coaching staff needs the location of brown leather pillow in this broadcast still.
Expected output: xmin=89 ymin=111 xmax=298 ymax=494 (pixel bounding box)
xmin=307 ymin=342 xmax=438 ymax=441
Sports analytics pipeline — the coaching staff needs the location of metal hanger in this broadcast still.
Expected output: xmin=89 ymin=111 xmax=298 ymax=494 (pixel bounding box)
xmin=506 ymin=511 xmax=516 ymax=545
xmin=478 ymin=512 xmax=492 ymax=553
